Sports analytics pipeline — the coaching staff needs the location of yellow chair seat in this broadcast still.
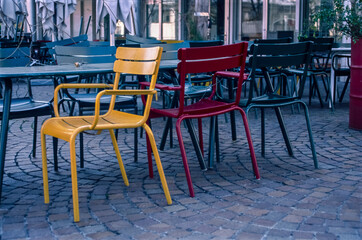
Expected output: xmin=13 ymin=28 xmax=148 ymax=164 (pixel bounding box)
xmin=43 ymin=111 xmax=144 ymax=142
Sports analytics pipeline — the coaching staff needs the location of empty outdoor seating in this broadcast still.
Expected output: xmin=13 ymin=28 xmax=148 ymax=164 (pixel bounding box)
xmin=244 ymin=42 xmax=318 ymax=168
xmin=41 ymin=46 xmax=171 ymax=222
xmin=141 ymin=42 xmax=260 ymax=197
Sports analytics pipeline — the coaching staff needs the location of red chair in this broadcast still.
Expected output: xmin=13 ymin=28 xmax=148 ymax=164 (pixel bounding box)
xmin=141 ymin=42 xmax=260 ymax=197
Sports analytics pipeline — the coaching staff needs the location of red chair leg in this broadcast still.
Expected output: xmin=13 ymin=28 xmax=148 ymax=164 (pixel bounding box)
xmin=176 ymin=117 xmax=195 ymax=197
xmin=238 ymin=108 xmax=260 ymax=179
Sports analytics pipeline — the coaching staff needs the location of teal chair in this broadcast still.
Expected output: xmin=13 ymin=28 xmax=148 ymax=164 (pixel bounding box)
xmin=0 ymin=47 xmax=56 ymax=166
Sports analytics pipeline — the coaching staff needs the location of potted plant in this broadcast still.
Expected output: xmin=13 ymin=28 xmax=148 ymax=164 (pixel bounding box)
xmin=312 ymin=0 xmax=362 ymax=130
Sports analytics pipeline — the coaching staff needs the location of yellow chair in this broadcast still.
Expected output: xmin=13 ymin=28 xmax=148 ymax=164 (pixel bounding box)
xmin=41 ymin=46 xmax=172 ymax=222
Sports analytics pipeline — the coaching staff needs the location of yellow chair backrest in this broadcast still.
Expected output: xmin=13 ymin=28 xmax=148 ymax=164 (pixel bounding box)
xmin=106 ymin=46 xmax=163 ymax=120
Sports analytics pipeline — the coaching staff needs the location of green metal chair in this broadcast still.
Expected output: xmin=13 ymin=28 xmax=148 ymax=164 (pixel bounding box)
xmin=243 ymin=42 xmax=318 ymax=168
xmin=0 ymin=47 xmax=56 ymax=166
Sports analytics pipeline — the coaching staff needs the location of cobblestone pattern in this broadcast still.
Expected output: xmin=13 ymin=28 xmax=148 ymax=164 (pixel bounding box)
xmin=0 ymin=81 xmax=361 ymax=239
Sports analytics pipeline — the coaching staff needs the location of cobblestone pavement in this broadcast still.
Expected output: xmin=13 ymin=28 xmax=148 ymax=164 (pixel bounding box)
xmin=0 ymin=81 xmax=361 ymax=240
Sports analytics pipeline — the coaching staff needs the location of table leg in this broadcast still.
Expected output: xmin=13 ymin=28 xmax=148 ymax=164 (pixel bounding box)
xmin=207 ymin=116 xmax=216 ymax=169
xmin=185 ymin=119 xmax=207 ymax=171
xmin=0 ymin=79 xmax=12 ymax=202
xmin=330 ymin=67 xmax=335 ymax=108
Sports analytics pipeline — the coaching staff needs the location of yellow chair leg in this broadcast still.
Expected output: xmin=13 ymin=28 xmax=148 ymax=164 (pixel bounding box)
xmin=143 ymin=124 xmax=172 ymax=205
xmin=109 ymin=129 xmax=129 ymax=186
xmin=70 ymin=138 xmax=80 ymax=222
xmin=41 ymin=132 xmax=49 ymax=204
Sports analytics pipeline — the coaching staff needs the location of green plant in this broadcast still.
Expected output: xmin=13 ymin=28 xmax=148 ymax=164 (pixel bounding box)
xmin=311 ymin=0 xmax=362 ymax=42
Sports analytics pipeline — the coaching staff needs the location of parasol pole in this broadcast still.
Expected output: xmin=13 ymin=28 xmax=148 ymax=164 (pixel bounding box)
xmin=130 ymin=4 xmax=136 ymax=35
xmin=110 ymin=16 xmax=115 ymax=46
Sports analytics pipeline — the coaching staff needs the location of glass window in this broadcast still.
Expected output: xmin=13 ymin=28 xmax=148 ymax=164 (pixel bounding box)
xmin=240 ymin=0 xmax=264 ymax=41
xmin=306 ymin=0 xmax=335 ymax=37
xmin=183 ymin=0 xmax=224 ymax=41
xmin=267 ymin=0 xmax=296 ymax=39
xmin=162 ymin=0 xmax=178 ymax=40
xmin=210 ymin=0 xmax=224 ymax=40
xmin=146 ymin=0 xmax=177 ymax=40
xmin=147 ymin=2 xmax=159 ymax=39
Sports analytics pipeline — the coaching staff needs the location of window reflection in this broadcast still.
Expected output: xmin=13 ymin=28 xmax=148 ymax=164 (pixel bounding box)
xmin=240 ymin=0 xmax=264 ymax=41
xmin=268 ymin=0 xmax=296 ymax=39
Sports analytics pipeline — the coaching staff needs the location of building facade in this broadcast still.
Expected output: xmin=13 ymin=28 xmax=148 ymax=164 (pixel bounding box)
xmin=20 ymin=0 xmax=340 ymax=43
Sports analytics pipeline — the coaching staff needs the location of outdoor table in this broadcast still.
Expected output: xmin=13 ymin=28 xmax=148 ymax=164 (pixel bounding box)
xmin=0 ymin=60 xmax=179 ymax=202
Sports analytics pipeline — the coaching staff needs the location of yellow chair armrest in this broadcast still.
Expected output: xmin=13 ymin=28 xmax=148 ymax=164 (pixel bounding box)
xmin=53 ymin=83 xmax=114 ymax=117
xmin=102 ymin=89 xmax=157 ymax=96
xmin=56 ymin=83 xmax=114 ymax=89
xmin=103 ymin=89 xmax=158 ymax=101
xmin=90 ymin=89 xmax=157 ymax=130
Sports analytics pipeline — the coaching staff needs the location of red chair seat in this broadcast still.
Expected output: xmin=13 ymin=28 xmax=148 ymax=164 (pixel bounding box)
xmin=151 ymin=99 xmax=233 ymax=118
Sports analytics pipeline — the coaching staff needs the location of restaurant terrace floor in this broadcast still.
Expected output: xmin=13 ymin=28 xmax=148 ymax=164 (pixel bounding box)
xmin=0 ymin=79 xmax=361 ymax=240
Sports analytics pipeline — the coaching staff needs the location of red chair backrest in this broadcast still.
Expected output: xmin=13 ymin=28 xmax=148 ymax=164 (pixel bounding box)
xmin=176 ymin=42 xmax=249 ymax=110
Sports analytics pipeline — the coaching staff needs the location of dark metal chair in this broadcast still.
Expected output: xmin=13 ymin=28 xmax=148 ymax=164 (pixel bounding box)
xmin=332 ymin=54 xmax=351 ymax=103
xmin=298 ymin=37 xmax=334 ymax=108
xmin=243 ymin=42 xmax=318 ymax=168
xmin=0 ymin=47 xmax=56 ymax=165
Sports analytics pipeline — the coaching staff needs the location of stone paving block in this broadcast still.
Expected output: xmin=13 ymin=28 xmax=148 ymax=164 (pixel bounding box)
xmin=86 ymin=231 xmax=118 ymax=240
xmin=235 ymin=231 xmax=265 ymax=240
xmin=57 ymin=233 xmax=85 ymax=240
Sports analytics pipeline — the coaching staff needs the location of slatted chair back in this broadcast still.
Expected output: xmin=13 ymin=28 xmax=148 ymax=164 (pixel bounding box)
xmin=0 ymin=47 xmax=30 ymax=67
xmin=188 ymin=40 xmax=224 ymax=47
xmin=177 ymin=42 xmax=248 ymax=114
xmin=125 ymin=34 xmax=162 ymax=44
xmin=54 ymin=45 xmax=117 ymax=64
xmin=88 ymin=41 xmax=110 ymax=47
xmin=45 ymin=34 xmax=88 ymax=48
xmin=248 ymin=42 xmax=313 ymax=103
xmin=44 ymin=35 xmax=89 ymax=64
xmin=141 ymin=42 xmax=190 ymax=60
xmin=253 ymin=37 xmax=292 ymax=44
xmin=300 ymin=37 xmax=334 ymax=73
xmin=303 ymin=37 xmax=334 ymax=53
xmin=299 ymin=37 xmax=334 ymax=56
